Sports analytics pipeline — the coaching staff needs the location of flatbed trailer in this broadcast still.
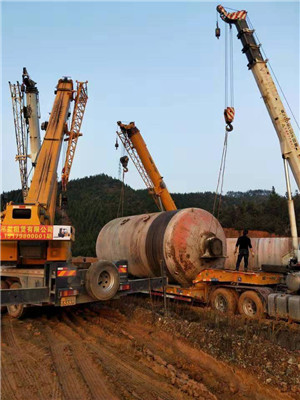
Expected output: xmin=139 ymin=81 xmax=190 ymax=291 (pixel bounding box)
xmin=150 ymin=269 xmax=300 ymax=322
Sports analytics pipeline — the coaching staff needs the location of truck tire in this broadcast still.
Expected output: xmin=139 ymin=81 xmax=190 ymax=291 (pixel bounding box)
xmin=85 ymin=261 xmax=120 ymax=301
xmin=7 ymin=282 xmax=27 ymax=319
xmin=210 ymin=288 xmax=237 ymax=314
xmin=1 ymin=280 xmax=8 ymax=313
xmin=238 ymin=290 xmax=265 ymax=319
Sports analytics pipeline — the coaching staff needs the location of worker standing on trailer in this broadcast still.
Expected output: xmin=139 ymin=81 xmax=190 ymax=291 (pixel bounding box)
xmin=234 ymin=230 xmax=254 ymax=272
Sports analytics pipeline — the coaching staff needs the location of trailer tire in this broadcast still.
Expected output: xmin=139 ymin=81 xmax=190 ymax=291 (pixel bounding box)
xmin=7 ymin=282 xmax=27 ymax=319
xmin=238 ymin=290 xmax=265 ymax=319
xmin=1 ymin=280 xmax=8 ymax=313
xmin=210 ymin=288 xmax=237 ymax=314
xmin=85 ymin=261 xmax=120 ymax=301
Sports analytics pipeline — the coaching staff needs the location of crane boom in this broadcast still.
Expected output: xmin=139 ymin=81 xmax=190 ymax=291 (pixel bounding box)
xmin=217 ymin=5 xmax=300 ymax=190
xmin=25 ymin=78 xmax=74 ymax=224
xmin=117 ymin=122 xmax=177 ymax=211
xmin=8 ymin=81 xmax=29 ymax=200
xmin=61 ymin=81 xmax=88 ymax=192
xmin=22 ymin=67 xmax=41 ymax=166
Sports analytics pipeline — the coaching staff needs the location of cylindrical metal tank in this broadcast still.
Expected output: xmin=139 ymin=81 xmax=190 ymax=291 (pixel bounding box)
xmin=96 ymin=208 xmax=226 ymax=286
xmin=225 ymin=238 xmax=296 ymax=271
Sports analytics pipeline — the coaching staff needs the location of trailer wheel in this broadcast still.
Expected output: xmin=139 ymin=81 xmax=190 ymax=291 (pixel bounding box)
xmin=85 ymin=261 xmax=120 ymax=301
xmin=7 ymin=282 xmax=27 ymax=319
xmin=210 ymin=288 xmax=237 ymax=314
xmin=1 ymin=280 xmax=8 ymax=313
xmin=238 ymin=290 xmax=265 ymax=319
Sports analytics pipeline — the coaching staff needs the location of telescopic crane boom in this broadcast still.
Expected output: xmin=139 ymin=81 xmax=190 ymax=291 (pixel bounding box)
xmin=25 ymin=78 xmax=74 ymax=224
xmin=217 ymin=5 xmax=300 ymax=189
xmin=117 ymin=122 xmax=177 ymax=211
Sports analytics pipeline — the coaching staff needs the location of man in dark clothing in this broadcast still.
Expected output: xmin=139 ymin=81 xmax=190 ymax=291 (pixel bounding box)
xmin=234 ymin=229 xmax=254 ymax=271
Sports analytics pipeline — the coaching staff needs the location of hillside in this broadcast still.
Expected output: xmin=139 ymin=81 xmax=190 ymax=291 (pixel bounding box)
xmin=1 ymin=174 xmax=299 ymax=256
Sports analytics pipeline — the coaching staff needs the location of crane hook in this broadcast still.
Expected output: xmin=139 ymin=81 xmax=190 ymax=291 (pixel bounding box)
xmin=115 ymin=137 xmax=119 ymax=150
xmin=224 ymin=107 xmax=235 ymax=132
xmin=225 ymin=123 xmax=233 ymax=132
xmin=215 ymin=21 xmax=221 ymax=39
xmin=120 ymin=155 xmax=129 ymax=173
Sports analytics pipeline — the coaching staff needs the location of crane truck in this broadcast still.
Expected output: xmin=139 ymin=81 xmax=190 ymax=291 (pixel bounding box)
xmin=0 ymin=74 xmax=165 ymax=318
xmin=212 ymin=5 xmax=300 ymax=320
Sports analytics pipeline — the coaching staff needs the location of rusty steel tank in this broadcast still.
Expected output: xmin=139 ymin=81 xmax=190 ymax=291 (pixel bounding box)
xmin=96 ymin=208 xmax=226 ymax=286
xmin=225 ymin=237 xmax=298 ymax=271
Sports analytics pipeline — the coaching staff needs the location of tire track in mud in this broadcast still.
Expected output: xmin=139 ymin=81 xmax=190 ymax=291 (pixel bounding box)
xmin=60 ymin=310 xmax=217 ymax=400
xmin=45 ymin=315 xmax=119 ymax=400
xmin=55 ymin=312 xmax=202 ymax=400
xmin=74 ymin=307 xmax=297 ymax=400
xmin=1 ymin=352 xmax=21 ymax=400
xmin=1 ymin=318 xmax=54 ymax=400
xmin=70 ymin=309 xmax=223 ymax=398
xmin=42 ymin=323 xmax=91 ymax=400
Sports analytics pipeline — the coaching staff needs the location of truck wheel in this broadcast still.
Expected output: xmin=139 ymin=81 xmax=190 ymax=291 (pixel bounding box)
xmin=1 ymin=280 xmax=8 ymax=313
xmin=85 ymin=261 xmax=120 ymax=301
xmin=238 ymin=290 xmax=265 ymax=319
xmin=7 ymin=282 xmax=27 ymax=319
xmin=210 ymin=288 xmax=237 ymax=314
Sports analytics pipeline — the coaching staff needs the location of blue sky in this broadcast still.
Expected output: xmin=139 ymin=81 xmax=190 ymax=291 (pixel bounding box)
xmin=1 ymin=1 xmax=299 ymax=195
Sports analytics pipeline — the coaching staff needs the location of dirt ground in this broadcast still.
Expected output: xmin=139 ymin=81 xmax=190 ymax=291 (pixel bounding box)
xmin=1 ymin=296 xmax=300 ymax=400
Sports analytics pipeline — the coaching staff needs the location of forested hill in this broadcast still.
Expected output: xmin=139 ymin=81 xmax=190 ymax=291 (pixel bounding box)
xmin=1 ymin=174 xmax=299 ymax=256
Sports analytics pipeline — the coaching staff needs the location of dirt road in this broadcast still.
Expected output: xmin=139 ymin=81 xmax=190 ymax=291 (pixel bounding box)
xmin=1 ymin=297 xmax=300 ymax=400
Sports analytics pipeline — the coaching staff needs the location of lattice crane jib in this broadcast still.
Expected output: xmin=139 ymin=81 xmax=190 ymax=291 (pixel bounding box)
xmin=61 ymin=81 xmax=88 ymax=192
xmin=9 ymin=82 xmax=29 ymax=200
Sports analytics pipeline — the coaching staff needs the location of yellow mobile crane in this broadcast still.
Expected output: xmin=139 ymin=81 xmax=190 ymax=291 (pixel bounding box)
xmin=217 ymin=5 xmax=300 ymax=263
xmin=1 ymin=76 xmax=165 ymax=317
xmin=117 ymin=121 xmax=176 ymax=211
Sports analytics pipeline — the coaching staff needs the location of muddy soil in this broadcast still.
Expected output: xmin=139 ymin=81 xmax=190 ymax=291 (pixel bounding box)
xmin=1 ymin=296 xmax=300 ymax=400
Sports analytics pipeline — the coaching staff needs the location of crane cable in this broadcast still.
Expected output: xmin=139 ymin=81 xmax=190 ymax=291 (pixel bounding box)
xmin=213 ymin=22 xmax=234 ymax=219
xmin=117 ymin=169 xmax=126 ymax=218
xmin=116 ymin=144 xmax=128 ymax=218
